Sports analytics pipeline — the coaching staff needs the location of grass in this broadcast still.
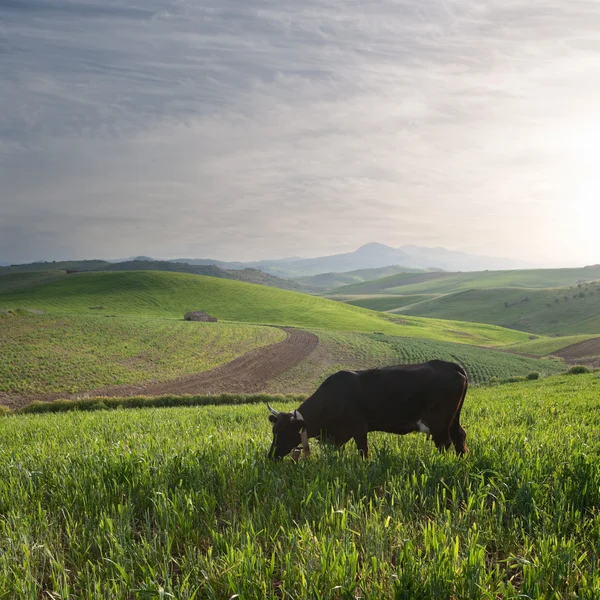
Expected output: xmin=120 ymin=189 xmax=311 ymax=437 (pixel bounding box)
xmin=333 ymin=266 xmax=600 ymax=296
xmin=0 ymin=314 xmax=285 ymax=395
xmin=371 ymin=335 xmax=566 ymax=384
xmin=0 ymin=270 xmax=535 ymax=346
xmin=398 ymin=286 xmax=600 ymax=336
xmin=504 ymin=334 xmax=599 ymax=356
xmin=1 ymin=373 xmax=599 ymax=597
xmin=295 ymin=265 xmax=427 ymax=290
xmin=0 ymin=315 xmax=568 ymax=399
xmin=342 ymin=295 xmax=435 ymax=312
xmin=265 ymin=330 xmax=567 ymax=394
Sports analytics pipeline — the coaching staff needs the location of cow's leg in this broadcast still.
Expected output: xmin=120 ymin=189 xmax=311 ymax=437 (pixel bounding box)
xmin=432 ymin=429 xmax=452 ymax=453
xmin=450 ymin=422 xmax=468 ymax=455
xmin=353 ymin=431 xmax=369 ymax=459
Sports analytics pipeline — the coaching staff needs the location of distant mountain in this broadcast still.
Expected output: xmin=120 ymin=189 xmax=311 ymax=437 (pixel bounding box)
xmin=397 ymin=245 xmax=538 ymax=272
xmin=239 ymin=243 xmax=540 ymax=277
xmin=2 ymin=243 xmax=547 ymax=281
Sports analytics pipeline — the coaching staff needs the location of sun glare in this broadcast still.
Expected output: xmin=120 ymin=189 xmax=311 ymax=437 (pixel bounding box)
xmin=565 ymin=120 xmax=600 ymax=262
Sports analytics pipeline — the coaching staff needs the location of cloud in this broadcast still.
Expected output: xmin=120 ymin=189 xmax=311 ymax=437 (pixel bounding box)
xmin=1 ymin=0 xmax=600 ymax=264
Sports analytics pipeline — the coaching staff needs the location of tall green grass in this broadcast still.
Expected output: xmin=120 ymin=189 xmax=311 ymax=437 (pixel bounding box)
xmin=1 ymin=374 xmax=599 ymax=598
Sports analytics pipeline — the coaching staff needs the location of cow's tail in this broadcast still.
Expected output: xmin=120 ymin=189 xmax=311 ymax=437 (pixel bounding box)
xmin=450 ymin=364 xmax=469 ymax=454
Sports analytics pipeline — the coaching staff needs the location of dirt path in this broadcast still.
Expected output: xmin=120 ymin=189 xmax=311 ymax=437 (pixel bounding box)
xmin=3 ymin=327 xmax=319 ymax=410
xmin=551 ymin=337 xmax=600 ymax=367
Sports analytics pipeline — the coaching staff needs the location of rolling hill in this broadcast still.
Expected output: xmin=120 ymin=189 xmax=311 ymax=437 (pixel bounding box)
xmin=0 ymin=260 xmax=316 ymax=293
xmin=0 ymin=270 xmax=537 ymax=346
xmin=293 ymin=265 xmax=431 ymax=290
xmin=330 ymin=266 xmax=600 ymax=336
xmin=0 ymin=269 xmax=578 ymax=402
xmin=399 ymin=286 xmax=600 ymax=336
xmin=332 ymin=265 xmax=600 ymax=296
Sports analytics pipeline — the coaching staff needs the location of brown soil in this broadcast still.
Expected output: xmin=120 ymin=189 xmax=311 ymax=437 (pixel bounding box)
xmin=551 ymin=337 xmax=600 ymax=367
xmin=2 ymin=327 xmax=319 ymax=411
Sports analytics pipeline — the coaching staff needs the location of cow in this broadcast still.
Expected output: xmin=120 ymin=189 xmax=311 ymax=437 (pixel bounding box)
xmin=267 ymin=360 xmax=468 ymax=460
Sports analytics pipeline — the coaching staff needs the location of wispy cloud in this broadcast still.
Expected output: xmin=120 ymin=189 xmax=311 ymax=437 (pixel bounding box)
xmin=2 ymin=0 xmax=600 ymax=264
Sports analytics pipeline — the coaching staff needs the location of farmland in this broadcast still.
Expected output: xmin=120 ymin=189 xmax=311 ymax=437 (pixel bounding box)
xmin=331 ymin=266 xmax=600 ymax=297
xmin=1 ymin=373 xmax=599 ymax=598
xmin=265 ymin=330 xmax=566 ymax=394
xmin=327 ymin=266 xmax=600 ymax=338
xmin=398 ymin=287 xmax=600 ymax=336
xmin=0 ymin=270 xmax=535 ymax=346
xmin=0 ymin=314 xmax=285 ymax=396
xmin=0 ymin=313 xmax=565 ymax=402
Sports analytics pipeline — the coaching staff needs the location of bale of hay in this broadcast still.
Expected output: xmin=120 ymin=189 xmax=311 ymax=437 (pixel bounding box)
xmin=184 ymin=310 xmax=218 ymax=322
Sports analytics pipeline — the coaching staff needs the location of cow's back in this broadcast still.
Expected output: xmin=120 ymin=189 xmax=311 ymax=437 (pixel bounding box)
xmin=355 ymin=360 xmax=465 ymax=432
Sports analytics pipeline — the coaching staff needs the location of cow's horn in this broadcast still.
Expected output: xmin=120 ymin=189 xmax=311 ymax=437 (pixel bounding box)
xmin=267 ymin=403 xmax=280 ymax=417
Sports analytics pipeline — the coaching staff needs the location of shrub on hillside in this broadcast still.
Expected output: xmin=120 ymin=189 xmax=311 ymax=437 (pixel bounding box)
xmin=567 ymin=365 xmax=591 ymax=375
xmin=526 ymin=372 xmax=540 ymax=380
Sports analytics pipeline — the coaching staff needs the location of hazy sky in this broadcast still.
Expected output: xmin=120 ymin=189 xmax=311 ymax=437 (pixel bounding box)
xmin=2 ymin=0 xmax=600 ymax=265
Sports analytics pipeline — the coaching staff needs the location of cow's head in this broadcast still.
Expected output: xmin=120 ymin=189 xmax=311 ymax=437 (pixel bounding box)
xmin=267 ymin=404 xmax=307 ymax=459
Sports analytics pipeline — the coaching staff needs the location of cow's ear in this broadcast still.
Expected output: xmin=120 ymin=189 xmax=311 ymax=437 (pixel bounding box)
xmin=268 ymin=415 xmax=277 ymax=424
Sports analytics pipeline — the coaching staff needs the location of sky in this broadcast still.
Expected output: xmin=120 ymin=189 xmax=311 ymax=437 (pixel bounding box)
xmin=2 ymin=0 xmax=600 ymax=266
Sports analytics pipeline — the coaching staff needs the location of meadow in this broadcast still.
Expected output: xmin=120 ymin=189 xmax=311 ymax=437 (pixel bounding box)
xmin=0 ymin=270 xmax=534 ymax=346
xmin=399 ymin=287 xmax=600 ymax=336
xmin=1 ymin=373 xmax=599 ymax=598
xmin=0 ymin=314 xmax=284 ymax=395
xmin=332 ymin=266 xmax=600 ymax=297
xmin=265 ymin=330 xmax=566 ymax=395
xmin=0 ymin=314 xmax=566 ymax=399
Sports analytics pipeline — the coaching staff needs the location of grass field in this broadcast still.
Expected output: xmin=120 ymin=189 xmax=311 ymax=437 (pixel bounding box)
xmin=294 ymin=265 xmax=428 ymax=290
xmin=332 ymin=266 xmax=600 ymax=296
xmin=1 ymin=373 xmax=599 ymax=598
xmin=0 ymin=316 xmax=567 ymax=399
xmin=0 ymin=314 xmax=285 ymax=395
xmin=398 ymin=287 xmax=600 ymax=336
xmin=0 ymin=270 xmax=536 ymax=346
xmin=340 ymin=294 xmax=436 ymax=312
xmin=265 ymin=331 xmax=567 ymax=394
xmin=504 ymin=335 xmax=599 ymax=356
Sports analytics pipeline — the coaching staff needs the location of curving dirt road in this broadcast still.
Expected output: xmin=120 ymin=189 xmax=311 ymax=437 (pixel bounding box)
xmin=551 ymin=337 xmax=600 ymax=368
xmin=3 ymin=327 xmax=319 ymax=410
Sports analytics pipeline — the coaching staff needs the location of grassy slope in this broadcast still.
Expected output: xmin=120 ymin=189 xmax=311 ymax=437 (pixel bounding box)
xmin=0 ymin=270 xmax=533 ymax=346
xmin=399 ymin=286 xmax=600 ymax=335
xmin=0 ymin=271 xmax=69 ymax=294
xmin=334 ymin=266 xmax=600 ymax=296
xmin=0 ymin=314 xmax=285 ymax=395
xmin=343 ymin=294 xmax=436 ymax=311
xmin=505 ymin=334 xmax=598 ymax=356
xmin=266 ymin=330 xmax=566 ymax=394
xmin=294 ymin=265 xmax=426 ymax=290
xmin=1 ymin=373 xmax=599 ymax=597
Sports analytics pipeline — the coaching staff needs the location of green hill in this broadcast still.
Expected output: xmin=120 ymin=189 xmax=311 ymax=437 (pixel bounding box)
xmin=398 ymin=286 xmax=600 ymax=335
xmin=339 ymin=294 xmax=437 ymax=312
xmin=0 ymin=260 xmax=314 ymax=293
xmin=294 ymin=265 xmax=428 ymax=290
xmin=0 ymin=270 xmax=535 ymax=346
xmin=0 ymin=314 xmax=285 ymax=396
xmin=333 ymin=266 xmax=600 ymax=296
xmin=267 ymin=329 xmax=566 ymax=394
